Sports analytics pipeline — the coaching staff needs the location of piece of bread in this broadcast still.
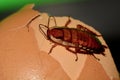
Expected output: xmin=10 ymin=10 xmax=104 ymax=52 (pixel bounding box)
xmin=0 ymin=4 xmax=119 ymax=80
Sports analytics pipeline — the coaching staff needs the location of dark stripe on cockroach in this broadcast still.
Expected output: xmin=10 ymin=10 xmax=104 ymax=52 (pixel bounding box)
xmin=63 ymin=28 xmax=72 ymax=42
xmin=71 ymin=29 xmax=78 ymax=44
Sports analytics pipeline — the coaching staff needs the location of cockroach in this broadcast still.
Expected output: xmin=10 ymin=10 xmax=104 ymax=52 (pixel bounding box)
xmin=27 ymin=15 xmax=107 ymax=61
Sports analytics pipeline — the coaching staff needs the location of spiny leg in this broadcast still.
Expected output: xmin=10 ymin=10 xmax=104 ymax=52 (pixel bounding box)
xmin=78 ymin=49 xmax=100 ymax=61
xmin=91 ymin=54 xmax=100 ymax=61
xmin=48 ymin=16 xmax=71 ymax=27
xmin=65 ymin=16 xmax=71 ymax=27
xmin=66 ymin=47 xmax=78 ymax=61
xmin=75 ymin=46 xmax=101 ymax=61
xmin=101 ymin=52 xmax=106 ymax=56
xmin=48 ymin=44 xmax=57 ymax=54
xmin=48 ymin=16 xmax=57 ymax=27
xmin=103 ymin=45 xmax=108 ymax=49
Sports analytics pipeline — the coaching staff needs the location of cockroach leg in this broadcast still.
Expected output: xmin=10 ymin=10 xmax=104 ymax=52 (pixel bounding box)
xmin=52 ymin=16 xmax=57 ymax=26
xmin=48 ymin=44 xmax=57 ymax=54
xmin=92 ymin=54 xmax=100 ymax=61
xmin=66 ymin=47 xmax=78 ymax=61
xmin=75 ymin=54 xmax=78 ymax=61
xmin=78 ymin=49 xmax=100 ymax=61
xmin=77 ymin=24 xmax=101 ymax=36
xmin=101 ymin=52 xmax=106 ymax=56
xmin=65 ymin=16 xmax=71 ymax=27
xmin=103 ymin=45 xmax=108 ymax=48
xmin=48 ymin=16 xmax=57 ymax=27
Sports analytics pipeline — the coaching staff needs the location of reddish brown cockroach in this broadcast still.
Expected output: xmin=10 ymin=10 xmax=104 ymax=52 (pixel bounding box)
xmin=27 ymin=15 xmax=107 ymax=61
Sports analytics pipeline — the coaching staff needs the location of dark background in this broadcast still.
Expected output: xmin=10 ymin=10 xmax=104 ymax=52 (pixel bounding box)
xmin=0 ymin=0 xmax=120 ymax=73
